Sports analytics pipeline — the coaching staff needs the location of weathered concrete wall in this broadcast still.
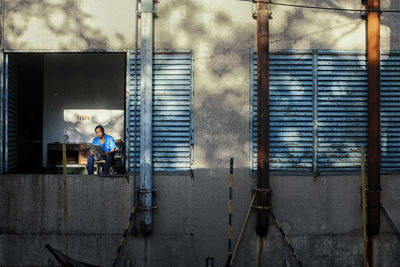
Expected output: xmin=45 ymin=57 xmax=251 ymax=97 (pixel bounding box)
xmin=154 ymin=0 xmax=400 ymax=176
xmin=0 ymin=174 xmax=399 ymax=266
xmin=0 ymin=174 xmax=133 ymax=266
xmin=1 ymin=1 xmax=400 ymax=266
xmin=3 ymin=0 xmax=136 ymax=50
xmin=3 ymin=1 xmax=400 ymax=51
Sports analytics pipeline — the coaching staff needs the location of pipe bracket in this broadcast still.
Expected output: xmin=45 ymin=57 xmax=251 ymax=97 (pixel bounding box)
xmin=137 ymin=10 xmax=158 ymax=19
xmin=252 ymin=10 xmax=272 ymax=20
xmin=137 ymin=206 xmax=157 ymax=210
xmin=138 ymin=188 xmax=157 ymax=193
xmin=255 ymin=188 xmax=271 ymax=192
xmin=252 ymin=205 xmax=272 ymax=210
xmin=137 ymin=188 xmax=157 ymax=210
xmin=138 ymin=0 xmax=159 ymax=18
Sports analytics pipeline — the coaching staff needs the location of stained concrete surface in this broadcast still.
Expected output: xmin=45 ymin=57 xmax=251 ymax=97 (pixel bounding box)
xmin=1 ymin=1 xmax=400 ymax=266
xmin=0 ymin=173 xmax=399 ymax=266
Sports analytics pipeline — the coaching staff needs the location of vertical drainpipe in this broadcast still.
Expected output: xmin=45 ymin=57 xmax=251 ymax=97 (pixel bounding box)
xmin=256 ymin=1 xmax=271 ymax=237
xmin=366 ymin=0 xmax=381 ymax=237
xmin=139 ymin=0 xmax=154 ymax=235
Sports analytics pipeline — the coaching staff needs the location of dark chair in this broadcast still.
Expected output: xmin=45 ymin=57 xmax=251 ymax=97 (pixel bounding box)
xmin=95 ymin=140 xmax=124 ymax=176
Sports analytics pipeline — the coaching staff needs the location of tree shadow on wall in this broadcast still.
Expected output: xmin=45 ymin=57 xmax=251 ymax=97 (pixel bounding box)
xmin=382 ymin=0 xmax=400 ymax=50
xmin=196 ymin=89 xmax=249 ymax=169
xmin=269 ymin=0 xmax=364 ymax=49
xmin=63 ymin=111 xmax=124 ymax=144
xmin=158 ymin=0 xmax=371 ymax=171
xmin=3 ymin=0 xmax=128 ymax=49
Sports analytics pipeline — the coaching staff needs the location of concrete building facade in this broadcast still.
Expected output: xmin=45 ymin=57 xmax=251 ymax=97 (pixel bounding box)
xmin=0 ymin=0 xmax=399 ymax=266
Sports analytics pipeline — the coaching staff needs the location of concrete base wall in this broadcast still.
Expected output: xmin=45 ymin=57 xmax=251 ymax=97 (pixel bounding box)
xmin=0 ymin=173 xmax=399 ymax=266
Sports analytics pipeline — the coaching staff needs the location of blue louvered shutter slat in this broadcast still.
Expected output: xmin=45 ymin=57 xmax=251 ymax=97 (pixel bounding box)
xmin=251 ymin=52 xmax=314 ymax=173
xmin=251 ymin=50 xmax=400 ymax=174
xmin=317 ymin=52 xmax=368 ymax=172
xmin=5 ymin=55 xmax=18 ymax=173
xmin=128 ymin=52 xmax=140 ymax=171
xmin=128 ymin=51 xmax=193 ymax=172
xmin=381 ymin=52 xmax=400 ymax=173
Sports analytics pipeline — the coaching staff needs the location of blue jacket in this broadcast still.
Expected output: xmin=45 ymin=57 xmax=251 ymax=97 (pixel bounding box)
xmin=92 ymin=134 xmax=116 ymax=153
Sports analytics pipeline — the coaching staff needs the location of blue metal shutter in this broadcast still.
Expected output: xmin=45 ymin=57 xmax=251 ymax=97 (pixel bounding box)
xmin=250 ymin=51 xmax=314 ymax=172
xmin=317 ymin=51 xmax=368 ymax=172
xmin=127 ymin=51 xmax=193 ymax=172
xmin=4 ymin=54 xmax=18 ymax=172
xmin=251 ymin=50 xmax=400 ymax=174
xmin=127 ymin=51 xmax=140 ymax=172
xmin=381 ymin=52 xmax=400 ymax=173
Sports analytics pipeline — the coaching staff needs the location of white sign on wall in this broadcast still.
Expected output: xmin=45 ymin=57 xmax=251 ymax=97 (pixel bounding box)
xmin=63 ymin=109 xmax=124 ymax=143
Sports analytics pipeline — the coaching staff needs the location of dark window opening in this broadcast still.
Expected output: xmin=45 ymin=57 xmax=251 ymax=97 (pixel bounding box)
xmin=4 ymin=52 xmax=126 ymax=175
xmin=6 ymin=53 xmax=44 ymax=173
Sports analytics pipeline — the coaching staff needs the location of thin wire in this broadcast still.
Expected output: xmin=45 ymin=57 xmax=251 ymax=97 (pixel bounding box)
xmin=238 ymin=0 xmax=400 ymax=13
xmin=271 ymin=2 xmax=372 ymax=12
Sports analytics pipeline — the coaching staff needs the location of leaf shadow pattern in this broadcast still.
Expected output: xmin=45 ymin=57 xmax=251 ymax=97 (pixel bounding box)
xmin=382 ymin=0 xmax=400 ymax=50
xmin=4 ymin=0 xmax=129 ymax=49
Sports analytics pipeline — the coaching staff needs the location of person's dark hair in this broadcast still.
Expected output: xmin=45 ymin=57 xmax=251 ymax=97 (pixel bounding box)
xmin=95 ymin=125 xmax=105 ymax=133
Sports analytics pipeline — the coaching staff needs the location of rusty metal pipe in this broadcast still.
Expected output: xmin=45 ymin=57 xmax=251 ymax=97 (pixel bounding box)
xmin=256 ymin=1 xmax=271 ymax=237
xmin=367 ymin=0 xmax=381 ymax=237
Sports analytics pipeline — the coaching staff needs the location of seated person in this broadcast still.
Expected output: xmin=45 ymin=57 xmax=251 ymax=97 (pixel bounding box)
xmin=87 ymin=125 xmax=116 ymax=176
